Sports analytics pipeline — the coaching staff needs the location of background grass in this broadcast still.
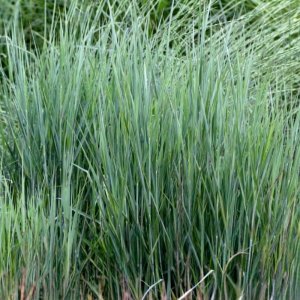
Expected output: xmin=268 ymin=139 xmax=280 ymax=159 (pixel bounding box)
xmin=0 ymin=1 xmax=300 ymax=299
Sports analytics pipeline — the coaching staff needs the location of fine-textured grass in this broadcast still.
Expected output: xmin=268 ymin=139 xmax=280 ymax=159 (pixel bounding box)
xmin=1 ymin=1 xmax=300 ymax=299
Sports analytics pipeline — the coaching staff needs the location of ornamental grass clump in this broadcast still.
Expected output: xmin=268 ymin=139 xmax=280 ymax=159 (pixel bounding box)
xmin=0 ymin=1 xmax=300 ymax=299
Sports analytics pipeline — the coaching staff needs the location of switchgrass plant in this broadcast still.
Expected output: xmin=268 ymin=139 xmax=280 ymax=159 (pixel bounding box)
xmin=1 ymin=1 xmax=300 ymax=299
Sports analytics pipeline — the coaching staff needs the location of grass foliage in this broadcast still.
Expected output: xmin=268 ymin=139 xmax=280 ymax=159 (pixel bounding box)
xmin=0 ymin=0 xmax=300 ymax=299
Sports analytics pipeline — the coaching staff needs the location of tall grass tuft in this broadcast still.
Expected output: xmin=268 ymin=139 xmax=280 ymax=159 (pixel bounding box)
xmin=0 ymin=1 xmax=300 ymax=299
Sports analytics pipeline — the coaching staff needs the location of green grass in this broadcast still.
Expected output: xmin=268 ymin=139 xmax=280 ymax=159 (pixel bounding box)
xmin=0 ymin=1 xmax=300 ymax=299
